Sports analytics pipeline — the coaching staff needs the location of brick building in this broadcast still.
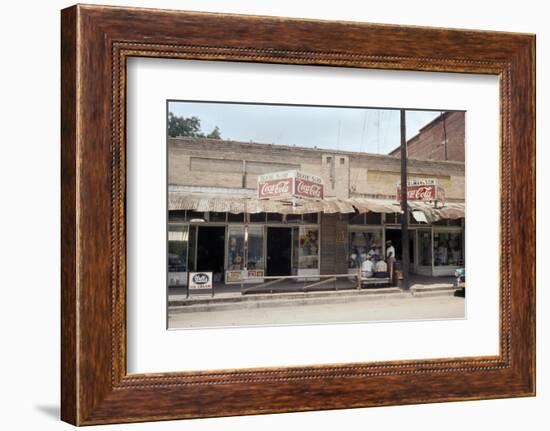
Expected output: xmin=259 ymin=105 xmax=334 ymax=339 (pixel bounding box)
xmin=168 ymin=137 xmax=465 ymax=287
xmin=390 ymin=111 xmax=465 ymax=162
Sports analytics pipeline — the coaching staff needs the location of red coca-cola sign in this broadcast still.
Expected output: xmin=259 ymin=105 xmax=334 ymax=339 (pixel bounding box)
xmin=258 ymin=178 xmax=293 ymax=199
xmin=257 ymin=170 xmax=324 ymax=200
xmin=396 ymin=179 xmax=445 ymax=203
xmin=295 ymin=179 xmax=324 ymax=199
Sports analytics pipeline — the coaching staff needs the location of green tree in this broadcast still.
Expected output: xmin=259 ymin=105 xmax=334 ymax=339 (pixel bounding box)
xmin=168 ymin=113 xmax=222 ymax=139
xmin=167 ymin=113 xmax=201 ymax=137
xmin=206 ymin=126 xmax=221 ymax=139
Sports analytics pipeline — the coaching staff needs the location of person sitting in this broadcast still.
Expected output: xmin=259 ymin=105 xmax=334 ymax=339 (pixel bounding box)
xmin=374 ymin=258 xmax=389 ymax=278
xmin=361 ymin=255 xmax=374 ymax=278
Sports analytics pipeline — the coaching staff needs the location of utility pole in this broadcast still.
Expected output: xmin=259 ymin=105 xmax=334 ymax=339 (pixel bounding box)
xmin=400 ymin=109 xmax=410 ymax=290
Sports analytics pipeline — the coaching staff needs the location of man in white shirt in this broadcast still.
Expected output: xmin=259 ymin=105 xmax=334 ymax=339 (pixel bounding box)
xmin=374 ymin=258 xmax=388 ymax=277
xmin=386 ymin=241 xmax=395 ymax=260
xmin=386 ymin=240 xmax=396 ymax=283
xmin=361 ymin=255 xmax=375 ymax=278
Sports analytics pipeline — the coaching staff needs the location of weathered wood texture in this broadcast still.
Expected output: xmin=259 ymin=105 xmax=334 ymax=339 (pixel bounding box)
xmin=61 ymin=4 xmax=535 ymax=425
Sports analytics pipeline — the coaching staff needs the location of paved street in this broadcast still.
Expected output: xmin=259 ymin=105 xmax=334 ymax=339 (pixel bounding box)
xmin=168 ymin=294 xmax=465 ymax=329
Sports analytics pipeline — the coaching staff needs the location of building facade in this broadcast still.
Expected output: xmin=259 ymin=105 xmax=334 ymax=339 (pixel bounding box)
xmin=390 ymin=111 xmax=465 ymax=162
xmin=168 ymin=137 xmax=465 ymax=287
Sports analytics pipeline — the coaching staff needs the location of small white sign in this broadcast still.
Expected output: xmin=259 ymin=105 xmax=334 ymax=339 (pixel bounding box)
xmin=188 ymin=272 xmax=213 ymax=290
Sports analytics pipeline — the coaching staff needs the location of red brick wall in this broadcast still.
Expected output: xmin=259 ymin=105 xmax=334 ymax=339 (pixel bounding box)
xmin=404 ymin=112 xmax=465 ymax=162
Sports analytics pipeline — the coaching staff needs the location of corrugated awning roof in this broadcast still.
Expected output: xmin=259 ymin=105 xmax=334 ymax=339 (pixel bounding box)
xmin=168 ymin=192 xmax=356 ymax=215
xmin=168 ymin=191 xmax=464 ymax=220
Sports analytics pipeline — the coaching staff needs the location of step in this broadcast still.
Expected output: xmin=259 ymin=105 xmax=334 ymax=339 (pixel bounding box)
xmin=169 ymin=288 xmax=407 ymax=313
xmin=410 ymin=284 xmax=459 ymax=297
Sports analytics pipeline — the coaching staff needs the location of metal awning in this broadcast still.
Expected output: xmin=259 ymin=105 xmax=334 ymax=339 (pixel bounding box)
xmin=168 ymin=191 xmax=464 ymax=220
xmin=435 ymin=202 xmax=465 ymax=220
xmin=347 ymin=198 xmax=401 ymax=214
xmin=168 ymin=192 xmax=355 ymax=215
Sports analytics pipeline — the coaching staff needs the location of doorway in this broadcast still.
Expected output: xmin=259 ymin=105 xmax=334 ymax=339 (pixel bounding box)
xmin=196 ymin=226 xmax=225 ymax=281
xmin=385 ymin=229 xmax=415 ymax=265
xmin=266 ymin=227 xmax=292 ymax=276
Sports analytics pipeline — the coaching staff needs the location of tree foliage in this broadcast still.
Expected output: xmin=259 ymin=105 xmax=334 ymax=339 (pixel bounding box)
xmin=206 ymin=126 xmax=221 ymax=139
xmin=168 ymin=113 xmax=222 ymax=139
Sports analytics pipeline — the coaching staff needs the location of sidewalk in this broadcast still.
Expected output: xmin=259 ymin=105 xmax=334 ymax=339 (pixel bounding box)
xmin=168 ymin=274 xmax=459 ymax=301
xmin=168 ymin=294 xmax=466 ymax=329
xmin=169 ymin=275 xmax=462 ymax=318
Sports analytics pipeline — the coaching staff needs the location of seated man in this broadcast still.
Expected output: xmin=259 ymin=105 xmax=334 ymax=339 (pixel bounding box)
xmin=361 ymin=255 xmax=375 ymax=278
xmin=374 ymin=258 xmax=389 ymax=278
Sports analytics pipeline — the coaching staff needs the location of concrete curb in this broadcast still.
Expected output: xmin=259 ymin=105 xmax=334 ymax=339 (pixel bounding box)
xmin=410 ymin=283 xmax=460 ymax=297
xmin=169 ymin=288 xmax=408 ymax=313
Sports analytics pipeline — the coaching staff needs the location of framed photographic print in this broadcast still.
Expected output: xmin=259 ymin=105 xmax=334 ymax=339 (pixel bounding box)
xmin=61 ymin=4 xmax=535 ymax=425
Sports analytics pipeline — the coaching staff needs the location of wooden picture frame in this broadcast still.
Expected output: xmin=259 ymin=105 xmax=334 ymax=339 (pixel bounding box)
xmin=61 ymin=4 xmax=535 ymax=425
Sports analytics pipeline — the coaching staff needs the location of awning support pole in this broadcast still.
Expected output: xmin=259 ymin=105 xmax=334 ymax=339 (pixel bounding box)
xmin=400 ymin=109 xmax=410 ymax=290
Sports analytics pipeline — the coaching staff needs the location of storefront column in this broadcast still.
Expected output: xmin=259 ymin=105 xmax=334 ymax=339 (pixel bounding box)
xmin=320 ymin=214 xmax=347 ymax=275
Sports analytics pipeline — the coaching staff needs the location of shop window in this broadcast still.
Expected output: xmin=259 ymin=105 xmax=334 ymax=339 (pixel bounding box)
xmin=167 ymin=224 xmax=189 ymax=286
xmin=188 ymin=211 xmax=207 ymax=222
xmin=418 ymin=230 xmax=432 ymax=266
xmin=297 ymin=226 xmax=319 ymax=269
xmin=247 ymin=226 xmax=264 ymax=270
xmin=385 ymin=213 xmax=402 ymax=224
xmin=447 ymin=218 xmax=463 ymax=226
xmin=267 ymin=213 xmax=283 ymax=223
xmin=348 ymin=229 xmax=383 ymax=269
xmin=433 ymin=231 xmax=463 ymax=266
xmin=365 ymin=212 xmax=382 ymax=225
xmin=227 ymin=226 xmax=245 ymax=270
xmin=286 ymin=214 xmax=302 ymax=223
xmin=434 ymin=218 xmax=463 ymax=227
xmin=187 ymin=225 xmax=197 ymax=272
xmin=349 ymin=212 xmax=365 ymax=225
xmin=227 ymin=213 xmax=245 ymax=223
xmin=209 ymin=212 xmax=226 ymax=222
xmin=249 ymin=212 xmax=266 ymax=223
xmin=302 ymin=213 xmax=319 ymax=224
xmin=168 ymin=210 xmax=187 ymax=222
xmin=292 ymin=227 xmax=299 ymax=272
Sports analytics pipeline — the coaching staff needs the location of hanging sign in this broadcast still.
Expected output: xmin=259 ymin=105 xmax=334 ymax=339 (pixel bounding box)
xmin=257 ymin=170 xmax=324 ymax=200
xmin=294 ymin=172 xmax=324 ymax=199
xmin=396 ymin=178 xmax=445 ymax=203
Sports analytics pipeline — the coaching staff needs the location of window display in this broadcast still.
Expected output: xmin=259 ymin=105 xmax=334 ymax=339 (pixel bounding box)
xmin=167 ymin=224 xmax=189 ymax=286
xmin=247 ymin=225 xmax=264 ymax=270
xmin=227 ymin=226 xmax=245 ymax=270
xmin=433 ymin=231 xmax=463 ymax=266
xmin=298 ymin=226 xmax=319 ymax=269
xmin=418 ymin=230 xmax=432 ymax=266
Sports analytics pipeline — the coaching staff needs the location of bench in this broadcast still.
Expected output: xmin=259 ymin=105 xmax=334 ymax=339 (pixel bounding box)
xmin=361 ymin=277 xmax=391 ymax=288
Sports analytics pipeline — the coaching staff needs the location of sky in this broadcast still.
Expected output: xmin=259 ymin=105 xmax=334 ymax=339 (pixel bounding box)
xmin=168 ymin=101 xmax=449 ymax=155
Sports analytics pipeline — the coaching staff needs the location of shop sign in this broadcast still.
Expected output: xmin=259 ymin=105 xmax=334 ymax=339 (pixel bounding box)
xmin=225 ymin=270 xmax=242 ymax=283
xmin=247 ymin=270 xmax=265 ymax=279
xmin=257 ymin=177 xmax=293 ymax=199
xmin=257 ymin=170 xmax=324 ymax=200
xmin=294 ymin=172 xmax=324 ymax=199
xmin=225 ymin=270 xmax=265 ymax=283
xmin=396 ymin=178 xmax=445 ymax=203
xmin=188 ymin=272 xmax=213 ymax=290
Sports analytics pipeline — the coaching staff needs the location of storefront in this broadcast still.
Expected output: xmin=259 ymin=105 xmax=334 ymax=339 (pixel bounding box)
xmin=168 ymin=170 xmax=465 ymax=287
xmin=167 ymin=211 xmax=321 ymax=286
xmin=168 ymin=207 xmax=465 ymax=288
xmin=346 ymin=214 xmax=464 ymax=277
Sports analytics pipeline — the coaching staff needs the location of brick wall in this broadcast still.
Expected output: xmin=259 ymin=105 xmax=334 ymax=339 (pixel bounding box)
xmin=320 ymin=214 xmax=348 ymax=275
xmin=169 ymin=137 xmax=465 ymax=200
xmin=403 ymin=112 xmax=465 ymax=162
